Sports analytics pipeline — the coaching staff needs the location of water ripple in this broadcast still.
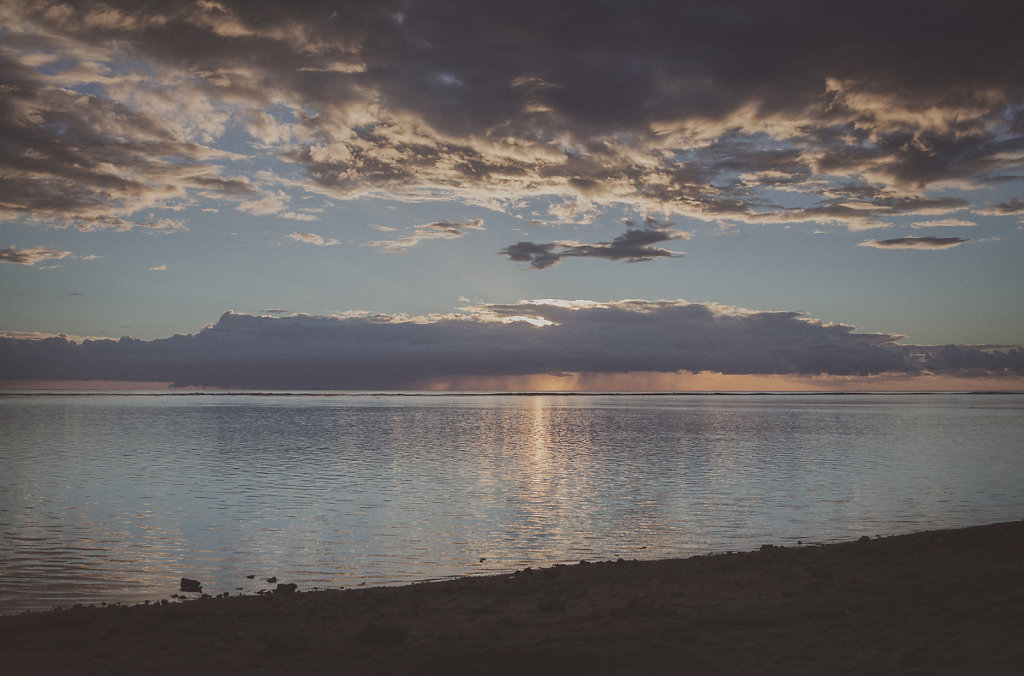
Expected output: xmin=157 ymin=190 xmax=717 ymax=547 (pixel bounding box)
xmin=1 ymin=393 xmax=1022 ymax=613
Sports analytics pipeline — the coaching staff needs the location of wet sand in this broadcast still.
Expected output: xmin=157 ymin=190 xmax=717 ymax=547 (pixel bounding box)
xmin=2 ymin=521 xmax=1022 ymax=675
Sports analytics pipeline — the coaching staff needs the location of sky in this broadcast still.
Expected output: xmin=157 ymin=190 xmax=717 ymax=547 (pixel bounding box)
xmin=1 ymin=0 xmax=1022 ymax=390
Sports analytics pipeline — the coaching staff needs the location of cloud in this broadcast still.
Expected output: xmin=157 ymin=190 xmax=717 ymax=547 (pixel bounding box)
xmin=916 ymin=343 xmax=1024 ymax=377
xmin=547 ymin=198 xmax=600 ymax=225
xmin=149 ymin=265 xmax=167 ymax=271
xmin=2 ymin=300 xmax=1019 ymax=389
xmin=278 ymin=211 xmax=320 ymax=221
xmin=273 ymin=2 xmax=1023 ymax=229
xmin=236 ymin=193 xmax=291 ymax=216
xmin=0 ymin=330 xmax=112 ymax=342
xmin=286 ymin=231 xmax=340 ymax=246
xmin=0 ymin=46 xmax=247 ymax=230
xmin=62 ymin=217 xmax=188 ymax=233
xmin=911 ymin=218 xmax=976 ymax=228
xmin=859 ymin=237 xmax=970 ymax=250
xmin=977 ymin=199 xmax=1024 ymax=216
xmin=500 ymin=219 xmax=688 ymax=269
xmin=0 ymin=1 xmax=1020 ymax=238
xmin=0 ymin=245 xmax=73 ymax=265
xmin=363 ymin=219 xmax=484 ymax=252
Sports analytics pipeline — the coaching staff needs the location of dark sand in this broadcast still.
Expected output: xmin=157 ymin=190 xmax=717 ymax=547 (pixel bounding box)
xmin=3 ymin=521 xmax=1022 ymax=675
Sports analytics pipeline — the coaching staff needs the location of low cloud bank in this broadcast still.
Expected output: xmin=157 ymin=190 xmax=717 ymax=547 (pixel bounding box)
xmin=1 ymin=301 xmax=1020 ymax=389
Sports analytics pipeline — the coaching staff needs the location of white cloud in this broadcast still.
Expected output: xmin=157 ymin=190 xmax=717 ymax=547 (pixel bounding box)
xmin=911 ymin=218 xmax=977 ymax=228
xmin=547 ymin=198 xmax=600 ymax=224
xmin=236 ymin=192 xmax=291 ymax=216
xmin=278 ymin=211 xmax=320 ymax=221
xmin=286 ymin=231 xmax=340 ymax=246
xmin=363 ymin=219 xmax=484 ymax=252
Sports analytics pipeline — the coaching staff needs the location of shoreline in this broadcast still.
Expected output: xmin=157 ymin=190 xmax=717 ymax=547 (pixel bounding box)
xmin=2 ymin=521 xmax=1022 ymax=674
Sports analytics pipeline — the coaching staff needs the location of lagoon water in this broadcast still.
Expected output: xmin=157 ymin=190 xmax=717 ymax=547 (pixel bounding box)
xmin=1 ymin=392 xmax=1022 ymax=614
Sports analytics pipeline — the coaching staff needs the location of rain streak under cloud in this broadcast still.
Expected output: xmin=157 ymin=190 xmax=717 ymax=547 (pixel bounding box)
xmin=0 ymin=0 xmax=1022 ymax=388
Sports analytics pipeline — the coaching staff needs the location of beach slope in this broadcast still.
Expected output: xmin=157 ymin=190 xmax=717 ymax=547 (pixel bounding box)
xmin=2 ymin=521 xmax=1022 ymax=674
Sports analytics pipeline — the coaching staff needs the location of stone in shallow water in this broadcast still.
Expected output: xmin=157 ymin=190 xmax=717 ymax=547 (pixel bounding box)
xmin=179 ymin=578 xmax=202 ymax=592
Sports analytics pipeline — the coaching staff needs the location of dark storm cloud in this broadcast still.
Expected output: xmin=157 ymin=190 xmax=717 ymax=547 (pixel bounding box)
xmin=2 ymin=301 xmax=1020 ymax=389
xmin=499 ymin=242 xmax=564 ymax=270
xmin=500 ymin=221 xmax=687 ymax=269
xmin=2 ymin=1 xmax=1021 ymax=234
xmin=859 ymin=237 xmax=970 ymax=250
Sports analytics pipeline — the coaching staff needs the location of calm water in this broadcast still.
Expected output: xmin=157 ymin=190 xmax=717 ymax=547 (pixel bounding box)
xmin=1 ymin=392 xmax=1022 ymax=614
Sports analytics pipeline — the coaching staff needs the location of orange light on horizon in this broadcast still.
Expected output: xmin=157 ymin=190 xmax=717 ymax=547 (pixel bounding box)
xmin=414 ymin=371 xmax=1024 ymax=393
xmin=3 ymin=373 xmax=1022 ymax=393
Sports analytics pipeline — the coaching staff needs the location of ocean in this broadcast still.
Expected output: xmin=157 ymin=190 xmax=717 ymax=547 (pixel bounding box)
xmin=1 ymin=392 xmax=1021 ymax=614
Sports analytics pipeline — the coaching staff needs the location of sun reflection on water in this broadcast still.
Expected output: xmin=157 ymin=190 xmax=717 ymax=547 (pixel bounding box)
xmin=1 ymin=392 xmax=1022 ymax=613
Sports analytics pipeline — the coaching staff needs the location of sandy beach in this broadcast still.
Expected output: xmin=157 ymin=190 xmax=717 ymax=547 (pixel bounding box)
xmin=2 ymin=521 xmax=1022 ymax=675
